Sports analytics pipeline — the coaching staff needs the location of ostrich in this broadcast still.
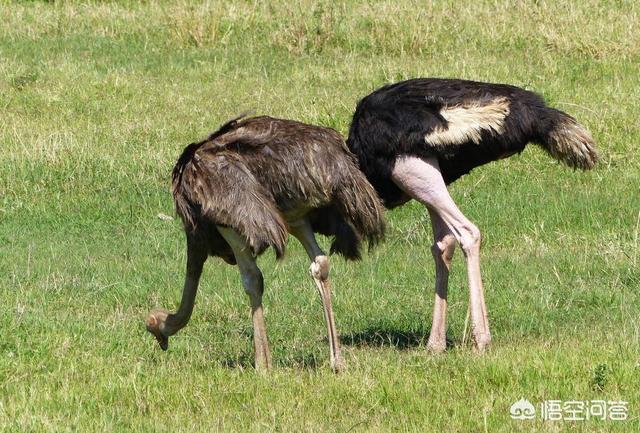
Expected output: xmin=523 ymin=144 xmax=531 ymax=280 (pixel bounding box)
xmin=347 ymin=78 xmax=598 ymax=353
xmin=146 ymin=115 xmax=384 ymax=372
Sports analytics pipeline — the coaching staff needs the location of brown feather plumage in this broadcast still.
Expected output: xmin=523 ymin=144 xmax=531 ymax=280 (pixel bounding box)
xmin=172 ymin=115 xmax=385 ymax=261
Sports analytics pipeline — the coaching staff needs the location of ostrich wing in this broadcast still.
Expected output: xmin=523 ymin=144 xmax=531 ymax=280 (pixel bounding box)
xmin=174 ymin=150 xmax=288 ymax=258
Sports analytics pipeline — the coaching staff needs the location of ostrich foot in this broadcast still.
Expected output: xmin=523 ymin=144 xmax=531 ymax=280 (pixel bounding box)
xmin=146 ymin=308 xmax=170 ymax=351
xmin=426 ymin=337 xmax=447 ymax=354
xmin=331 ymin=355 xmax=346 ymax=373
xmin=472 ymin=332 xmax=491 ymax=354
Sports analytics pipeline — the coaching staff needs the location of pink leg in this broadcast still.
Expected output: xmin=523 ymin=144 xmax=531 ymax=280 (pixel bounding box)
xmin=426 ymin=209 xmax=456 ymax=353
xmin=391 ymin=155 xmax=491 ymax=352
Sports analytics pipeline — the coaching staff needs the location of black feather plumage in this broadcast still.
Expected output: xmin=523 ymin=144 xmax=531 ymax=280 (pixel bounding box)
xmin=347 ymin=78 xmax=597 ymax=207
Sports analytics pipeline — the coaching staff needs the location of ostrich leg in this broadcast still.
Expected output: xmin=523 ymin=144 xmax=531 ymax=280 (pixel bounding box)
xmin=218 ymin=226 xmax=272 ymax=371
xmin=391 ymin=155 xmax=491 ymax=352
xmin=426 ymin=209 xmax=456 ymax=353
xmin=290 ymin=219 xmax=345 ymax=372
xmin=146 ymin=233 xmax=207 ymax=350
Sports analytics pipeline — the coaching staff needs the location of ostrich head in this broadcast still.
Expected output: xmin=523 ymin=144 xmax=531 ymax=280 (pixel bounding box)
xmin=146 ymin=308 xmax=169 ymax=350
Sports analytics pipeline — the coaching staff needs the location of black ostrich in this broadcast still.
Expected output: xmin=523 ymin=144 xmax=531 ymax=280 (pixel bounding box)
xmin=146 ymin=115 xmax=385 ymax=371
xmin=347 ymin=78 xmax=598 ymax=352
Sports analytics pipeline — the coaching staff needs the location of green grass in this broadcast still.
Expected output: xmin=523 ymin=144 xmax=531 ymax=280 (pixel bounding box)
xmin=1 ymin=0 xmax=639 ymax=431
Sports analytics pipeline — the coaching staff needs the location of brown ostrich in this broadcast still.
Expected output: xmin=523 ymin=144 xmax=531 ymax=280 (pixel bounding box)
xmin=146 ymin=115 xmax=385 ymax=372
xmin=347 ymin=78 xmax=598 ymax=353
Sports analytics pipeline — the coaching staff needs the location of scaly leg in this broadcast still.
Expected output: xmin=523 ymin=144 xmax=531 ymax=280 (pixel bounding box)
xmin=218 ymin=226 xmax=272 ymax=371
xmin=426 ymin=208 xmax=456 ymax=353
xmin=392 ymin=155 xmax=491 ymax=352
xmin=290 ymin=219 xmax=345 ymax=372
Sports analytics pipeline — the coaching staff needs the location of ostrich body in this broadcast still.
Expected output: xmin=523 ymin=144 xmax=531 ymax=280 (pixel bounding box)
xmin=347 ymin=78 xmax=598 ymax=352
xmin=146 ymin=115 xmax=385 ymax=371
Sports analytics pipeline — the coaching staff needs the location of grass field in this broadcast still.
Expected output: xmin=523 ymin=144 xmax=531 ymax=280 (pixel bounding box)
xmin=1 ymin=1 xmax=639 ymax=431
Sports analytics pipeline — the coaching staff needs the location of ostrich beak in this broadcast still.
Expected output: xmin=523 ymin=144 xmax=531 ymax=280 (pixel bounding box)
xmin=155 ymin=333 xmax=169 ymax=351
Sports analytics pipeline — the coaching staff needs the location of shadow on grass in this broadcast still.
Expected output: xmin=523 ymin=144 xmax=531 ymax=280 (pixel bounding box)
xmin=340 ymin=327 xmax=425 ymax=350
xmin=340 ymin=325 xmax=455 ymax=350
xmin=218 ymin=351 xmax=321 ymax=370
xmin=217 ymin=323 xmax=458 ymax=371
xmin=218 ymin=353 xmax=254 ymax=370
